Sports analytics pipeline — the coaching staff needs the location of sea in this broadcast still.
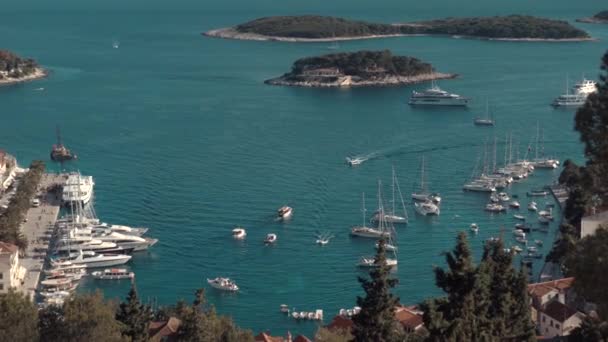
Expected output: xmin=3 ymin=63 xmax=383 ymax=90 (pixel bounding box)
xmin=1 ymin=0 xmax=607 ymax=337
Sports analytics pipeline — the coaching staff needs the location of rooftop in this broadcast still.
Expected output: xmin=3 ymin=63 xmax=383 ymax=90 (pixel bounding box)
xmin=148 ymin=317 xmax=181 ymax=342
xmin=528 ymin=277 xmax=574 ymax=299
xmin=254 ymin=332 xmax=284 ymax=342
xmin=0 ymin=241 xmax=19 ymax=255
xmin=542 ymin=301 xmax=579 ymax=322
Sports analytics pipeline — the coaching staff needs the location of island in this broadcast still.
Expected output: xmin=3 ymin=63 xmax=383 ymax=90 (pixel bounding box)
xmin=204 ymin=15 xmax=591 ymax=42
xmin=577 ymin=11 xmax=608 ymax=24
xmin=264 ymin=50 xmax=456 ymax=87
xmin=0 ymin=50 xmax=46 ymax=86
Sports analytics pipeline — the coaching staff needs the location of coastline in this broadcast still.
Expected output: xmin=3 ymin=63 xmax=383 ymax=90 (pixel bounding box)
xmin=204 ymin=27 xmax=594 ymax=43
xmin=0 ymin=68 xmax=47 ymax=86
xmin=576 ymin=17 xmax=608 ymax=24
xmin=264 ymin=72 xmax=457 ymax=88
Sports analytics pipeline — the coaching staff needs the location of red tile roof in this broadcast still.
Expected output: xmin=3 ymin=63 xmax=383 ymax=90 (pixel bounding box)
xmin=395 ymin=307 xmax=424 ymax=330
xmin=293 ymin=335 xmax=312 ymax=342
xmin=326 ymin=315 xmax=354 ymax=331
xmin=148 ymin=317 xmax=181 ymax=342
xmin=528 ymin=277 xmax=574 ymax=299
xmin=542 ymin=301 xmax=579 ymax=323
xmin=254 ymin=332 xmax=284 ymax=342
xmin=0 ymin=241 xmax=18 ymax=254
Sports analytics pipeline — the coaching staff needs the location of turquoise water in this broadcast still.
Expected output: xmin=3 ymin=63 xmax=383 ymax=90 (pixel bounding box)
xmin=1 ymin=1 xmax=608 ymax=336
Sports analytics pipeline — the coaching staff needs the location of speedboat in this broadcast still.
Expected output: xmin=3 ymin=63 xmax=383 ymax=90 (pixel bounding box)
xmin=232 ymin=227 xmax=246 ymax=239
xmin=277 ymin=206 xmax=293 ymax=220
xmin=91 ymin=268 xmax=134 ymax=280
xmin=350 ymin=226 xmax=390 ymax=238
xmin=207 ymin=277 xmax=239 ymax=292
xmin=513 ymin=229 xmax=526 ymax=238
xmin=264 ymin=233 xmax=277 ymax=244
xmin=375 ymin=242 xmax=398 ymax=252
xmin=408 ymin=82 xmax=469 ymax=106
xmin=538 ymin=209 xmax=553 ymax=217
xmin=513 ymin=214 xmax=526 ymax=220
xmin=316 ymin=238 xmax=329 ymax=245
xmin=528 ymin=202 xmax=538 ymax=212
xmin=498 ymin=192 xmax=510 ymax=202
xmin=509 ymin=201 xmax=520 ymax=209
xmin=414 ymin=200 xmax=440 ymax=216
xmin=346 ymin=157 xmax=364 ymax=166
xmin=474 ymin=117 xmax=495 ymax=126
xmin=470 ymin=223 xmax=479 ymax=234
xmin=357 ymin=256 xmax=397 ymax=268
xmin=485 ymin=203 xmax=506 ymax=212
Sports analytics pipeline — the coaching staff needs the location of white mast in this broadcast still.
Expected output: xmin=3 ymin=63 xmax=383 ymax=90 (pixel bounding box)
xmin=361 ymin=192 xmax=366 ymax=227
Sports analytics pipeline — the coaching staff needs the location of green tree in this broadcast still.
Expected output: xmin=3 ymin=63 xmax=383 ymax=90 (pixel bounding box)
xmin=61 ymin=292 xmax=125 ymax=342
xmin=0 ymin=289 xmax=38 ymax=342
xmin=507 ymin=268 xmax=536 ymax=341
xmin=38 ymin=305 xmax=66 ymax=342
xmin=569 ymin=314 xmax=608 ymax=341
xmin=351 ymin=239 xmax=400 ymax=342
xmin=315 ymin=327 xmax=353 ymax=342
xmin=116 ymin=282 xmax=152 ymax=342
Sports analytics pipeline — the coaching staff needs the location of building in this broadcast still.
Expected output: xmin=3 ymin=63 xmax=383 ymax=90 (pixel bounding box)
xmin=0 ymin=150 xmax=17 ymax=192
xmin=254 ymin=332 xmax=285 ymax=342
xmin=580 ymin=209 xmax=608 ymax=238
xmin=326 ymin=305 xmax=425 ymax=335
xmin=148 ymin=317 xmax=181 ymax=342
xmin=0 ymin=241 xmax=26 ymax=293
xmin=538 ymin=301 xmax=584 ymax=338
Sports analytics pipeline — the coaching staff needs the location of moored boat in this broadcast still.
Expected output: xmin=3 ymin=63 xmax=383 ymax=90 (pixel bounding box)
xmin=207 ymin=277 xmax=239 ymax=292
xmin=277 ymin=206 xmax=293 ymax=220
xmin=91 ymin=268 xmax=134 ymax=280
xmin=264 ymin=233 xmax=277 ymax=244
xmin=232 ymin=227 xmax=246 ymax=239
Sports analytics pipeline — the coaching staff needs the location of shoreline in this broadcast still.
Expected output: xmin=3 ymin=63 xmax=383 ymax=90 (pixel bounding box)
xmin=0 ymin=68 xmax=48 ymax=86
xmin=203 ymin=27 xmax=594 ymax=43
xmin=576 ymin=17 xmax=608 ymax=24
xmin=264 ymin=72 xmax=457 ymax=88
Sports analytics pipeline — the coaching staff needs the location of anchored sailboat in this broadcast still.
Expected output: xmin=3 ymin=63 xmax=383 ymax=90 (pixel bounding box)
xmin=351 ymin=192 xmax=389 ymax=239
xmin=411 ymin=155 xmax=441 ymax=204
xmin=371 ymin=166 xmax=408 ymax=224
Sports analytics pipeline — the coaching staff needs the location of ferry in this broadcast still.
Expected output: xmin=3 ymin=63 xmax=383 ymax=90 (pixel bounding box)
xmin=408 ymin=82 xmax=469 ymax=106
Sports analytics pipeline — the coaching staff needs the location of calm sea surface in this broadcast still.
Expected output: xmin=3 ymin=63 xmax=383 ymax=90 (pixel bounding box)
xmin=1 ymin=0 xmax=607 ymax=336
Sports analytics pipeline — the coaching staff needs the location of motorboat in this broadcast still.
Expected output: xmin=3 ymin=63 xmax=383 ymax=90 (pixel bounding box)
xmin=316 ymin=238 xmax=329 ymax=245
xmin=232 ymin=227 xmax=246 ymax=239
xmin=527 ymin=246 xmax=538 ymax=253
xmin=55 ymin=238 xmax=118 ymax=253
xmin=62 ymin=172 xmax=95 ymax=206
xmin=414 ymin=200 xmax=440 ymax=216
xmin=463 ymin=182 xmax=496 ymax=192
xmin=535 ymin=240 xmax=544 ymax=246
xmin=280 ymin=304 xmax=289 ymax=313
xmin=376 ymin=242 xmax=398 ymax=252
xmin=527 ymin=189 xmax=548 ymax=197
xmin=91 ymin=231 xmax=157 ymax=252
xmin=91 ymin=268 xmax=134 ymax=280
xmin=351 ymin=226 xmax=390 ymax=238
xmin=528 ymin=202 xmax=538 ymax=211
xmin=490 ymin=193 xmax=500 ymax=203
xmin=513 ymin=214 xmax=526 ymax=220
xmin=533 ymin=159 xmax=559 ymax=169
xmin=512 ymin=245 xmax=523 ymax=253
xmin=264 ymin=233 xmax=277 ymax=244
xmin=207 ymin=277 xmax=239 ymax=292
xmin=509 ymin=201 xmax=520 ymax=209
xmin=498 ymin=192 xmax=510 ymax=202
xmin=408 ymin=82 xmax=469 ymax=106
xmin=538 ymin=216 xmax=550 ymax=225
xmin=277 ymin=206 xmax=293 ymax=220
xmin=90 ymin=223 xmax=148 ymax=236
xmin=346 ymin=157 xmax=364 ymax=166
xmin=470 ymin=223 xmax=479 ymax=234
xmin=538 ymin=209 xmax=553 ymax=217
xmin=357 ymin=256 xmax=397 ymax=268
xmin=515 ymin=236 xmax=528 ymax=244
xmin=474 ymin=117 xmax=495 ymax=126
xmin=53 ymin=250 xmax=132 ymax=268
xmin=513 ymin=229 xmax=526 ymax=238
xmin=485 ymin=203 xmax=506 ymax=212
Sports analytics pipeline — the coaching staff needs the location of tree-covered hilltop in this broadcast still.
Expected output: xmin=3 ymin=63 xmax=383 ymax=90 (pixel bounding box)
xmin=235 ymin=15 xmax=404 ymax=38
xmin=411 ymin=15 xmax=589 ymax=39
xmin=227 ymin=15 xmax=589 ymax=40
xmin=291 ymin=50 xmax=433 ymax=77
xmin=592 ymin=11 xmax=608 ymax=21
xmin=0 ymin=50 xmax=39 ymax=80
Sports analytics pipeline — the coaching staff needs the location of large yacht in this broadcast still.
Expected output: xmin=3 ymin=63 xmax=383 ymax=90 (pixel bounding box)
xmin=62 ymin=173 xmax=95 ymax=206
xmin=408 ymin=82 xmax=469 ymax=106
xmin=53 ymin=250 xmax=132 ymax=268
xmin=572 ymin=78 xmax=597 ymax=95
xmin=552 ymin=94 xmax=587 ymax=107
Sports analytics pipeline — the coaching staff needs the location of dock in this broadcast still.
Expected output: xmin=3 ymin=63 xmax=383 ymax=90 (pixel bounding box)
xmin=538 ymin=183 xmax=569 ymax=282
xmin=19 ymin=173 xmax=65 ymax=299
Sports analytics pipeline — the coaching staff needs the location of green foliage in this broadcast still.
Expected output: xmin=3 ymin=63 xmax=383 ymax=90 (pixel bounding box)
xmin=60 ymin=292 xmax=125 ymax=342
xmin=594 ymin=11 xmax=608 ymax=20
xmin=0 ymin=289 xmax=39 ymax=342
xmin=315 ymin=327 xmax=353 ymax=342
xmin=352 ymin=239 xmax=401 ymax=342
xmin=0 ymin=160 xmax=45 ymax=250
xmin=0 ymin=50 xmax=38 ymax=77
xmin=569 ymin=314 xmax=608 ymax=341
xmin=116 ymin=283 xmax=153 ymax=342
xmin=38 ymin=305 xmax=66 ymax=342
xmin=288 ymin=50 xmax=433 ymax=80
xmin=235 ymin=15 xmax=588 ymax=39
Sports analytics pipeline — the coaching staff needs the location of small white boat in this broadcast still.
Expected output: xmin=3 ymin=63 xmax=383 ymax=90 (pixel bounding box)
xmin=512 ymin=245 xmax=523 ymax=253
xmin=515 ymin=236 xmax=528 ymax=244
xmin=91 ymin=268 xmax=134 ymax=280
xmin=490 ymin=193 xmax=500 ymax=203
xmin=485 ymin=203 xmax=506 ymax=212
xmin=498 ymin=192 xmax=510 ymax=202
xmin=527 ymin=190 xmax=548 ymax=197
xmin=277 ymin=206 xmax=293 ymax=220
xmin=528 ymin=202 xmax=538 ymax=211
xmin=527 ymin=246 xmax=538 ymax=253
xmin=509 ymin=201 xmax=520 ymax=209
xmin=414 ymin=200 xmax=440 ymax=216
xmin=280 ymin=304 xmax=289 ymax=313
xmin=376 ymin=242 xmax=398 ymax=252
xmin=513 ymin=214 xmax=526 ymax=220
xmin=538 ymin=216 xmax=550 ymax=224
xmin=264 ymin=233 xmax=277 ymax=244
xmin=346 ymin=157 xmax=364 ymax=166
xmin=112 ymin=40 xmax=120 ymax=49
xmin=513 ymin=229 xmax=526 ymax=238
xmin=470 ymin=223 xmax=479 ymax=234
xmin=357 ymin=256 xmax=398 ymax=268
xmin=207 ymin=277 xmax=239 ymax=292
xmin=232 ymin=227 xmax=246 ymax=239
xmin=316 ymin=238 xmax=329 ymax=245
xmin=535 ymin=240 xmax=544 ymax=246
xmin=292 ymin=312 xmax=300 ymax=319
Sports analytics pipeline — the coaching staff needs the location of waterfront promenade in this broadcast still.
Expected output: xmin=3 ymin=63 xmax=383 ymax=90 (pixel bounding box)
xmin=19 ymin=173 xmax=65 ymax=299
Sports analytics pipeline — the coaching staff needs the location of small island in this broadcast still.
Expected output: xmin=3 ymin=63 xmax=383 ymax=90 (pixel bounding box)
xmin=0 ymin=50 xmax=46 ymax=86
xmin=577 ymin=11 xmax=608 ymax=24
xmin=264 ymin=50 xmax=456 ymax=87
xmin=204 ymin=15 xmax=591 ymax=42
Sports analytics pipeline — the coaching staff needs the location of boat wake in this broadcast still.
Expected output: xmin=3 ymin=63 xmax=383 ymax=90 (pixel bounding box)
xmin=345 ymin=152 xmax=378 ymax=167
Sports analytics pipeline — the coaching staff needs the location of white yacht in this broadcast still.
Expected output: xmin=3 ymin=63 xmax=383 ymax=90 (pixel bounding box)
xmin=232 ymin=227 xmax=246 ymax=239
xmin=62 ymin=173 xmax=95 ymax=206
xmin=572 ymin=78 xmax=597 ymax=95
xmin=408 ymin=82 xmax=469 ymax=106
xmin=55 ymin=237 xmax=118 ymax=253
xmin=90 ymin=223 xmax=148 ymax=236
xmin=93 ymin=231 xmax=157 ymax=252
xmin=207 ymin=277 xmax=239 ymax=292
xmin=53 ymin=250 xmax=132 ymax=268
xmin=509 ymin=201 xmax=520 ymax=209
xmin=92 ymin=268 xmax=134 ymax=280
xmin=414 ymin=200 xmax=440 ymax=216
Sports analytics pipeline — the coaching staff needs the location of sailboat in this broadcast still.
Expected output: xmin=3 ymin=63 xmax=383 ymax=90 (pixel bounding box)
xmin=532 ymin=123 xmax=559 ymax=169
xmin=411 ymin=155 xmax=441 ymax=204
xmin=351 ymin=192 xmax=389 ymax=239
xmin=50 ymin=126 xmax=77 ymax=162
xmin=474 ymin=100 xmax=495 ymax=126
xmin=371 ymin=166 xmax=408 ymax=224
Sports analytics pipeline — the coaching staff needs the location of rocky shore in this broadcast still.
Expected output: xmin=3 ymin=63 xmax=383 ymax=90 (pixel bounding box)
xmin=0 ymin=67 xmax=47 ymax=86
xmin=576 ymin=17 xmax=608 ymax=24
xmin=204 ymin=27 xmax=414 ymax=42
xmin=264 ymin=72 xmax=457 ymax=88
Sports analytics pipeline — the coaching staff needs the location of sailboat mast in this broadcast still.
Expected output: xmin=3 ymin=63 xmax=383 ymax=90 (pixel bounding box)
xmin=361 ymin=192 xmax=366 ymax=227
xmin=420 ymin=156 xmax=425 ymax=192
xmin=492 ymin=136 xmax=497 ymax=173
xmin=377 ymin=180 xmax=384 ymax=232
xmin=535 ymin=122 xmax=540 ymax=161
xmin=504 ymin=133 xmax=508 ymax=168
xmin=508 ymin=133 xmax=513 ymax=164
xmin=392 ymin=166 xmax=396 ymax=215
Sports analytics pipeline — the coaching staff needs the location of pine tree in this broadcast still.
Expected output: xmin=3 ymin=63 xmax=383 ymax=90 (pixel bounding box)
xmin=116 ymin=282 xmax=152 ymax=342
xmin=0 ymin=289 xmax=39 ymax=342
xmin=61 ymin=291 xmax=125 ymax=342
xmin=506 ymin=268 xmax=536 ymax=341
xmin=483 ymin=239 xmax=515 ymax=337
xmin=351 ymin=239 xmax=400 ymax=342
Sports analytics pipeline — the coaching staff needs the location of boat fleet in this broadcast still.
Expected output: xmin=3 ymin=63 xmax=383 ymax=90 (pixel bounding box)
xmin=38 ymin=173 xmax=157 ymax=307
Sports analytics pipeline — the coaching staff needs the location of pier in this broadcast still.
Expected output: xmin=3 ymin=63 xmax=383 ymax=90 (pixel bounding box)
xmin=19 ymin=173 xmax=65 ymax=299
xmin=538 ymin=183 xmax=569 ymax=282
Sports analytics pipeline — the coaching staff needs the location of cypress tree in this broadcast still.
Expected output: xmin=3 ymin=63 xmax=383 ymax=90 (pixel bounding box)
xmin=483 ymin=239 xmax=515 ymax=337
xmin=116 ymin=282 xmax=152 ymax=342
xmin=351 ymin=239 xmax=400 ymax=342
xmin=506 ymin=268 xmax=536 ymax=341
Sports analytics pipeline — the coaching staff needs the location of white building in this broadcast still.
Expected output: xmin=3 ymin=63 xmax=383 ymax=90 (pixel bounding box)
xmin=0 ymin=241 xmax=26 ymax=293
xmin=538 ymin=300 xmax=584 ymax=338
xmin=0 ymin=150 xmax=17 ymax=192
xmin=580 ymin=209 xmax=608 ymax=238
